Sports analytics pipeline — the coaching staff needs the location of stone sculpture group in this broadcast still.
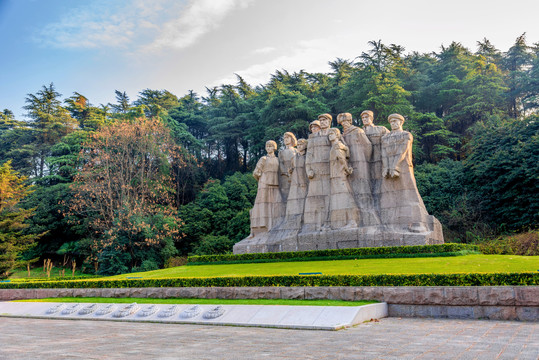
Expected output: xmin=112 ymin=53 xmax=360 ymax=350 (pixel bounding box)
xmin=233 ymin=111 xmax=444 ymax=254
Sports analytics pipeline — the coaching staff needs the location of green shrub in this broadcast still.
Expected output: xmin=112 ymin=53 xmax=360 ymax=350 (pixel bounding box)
xmin=164 ymin=256 xmax=188 ymax=268
xmin=187 ymin=250 xmax=478 ymax=266
xmin=187 ymin=243 xmax=479 ymax=265
xmin=133 ymin=260 xmax=159 ymax=273
xmin=7 ymin=275 xmax=100 ymax=283
xmin=1 ymin=271 xmax=536 ymax=289
xmin=479 ymin=231 xmax=539 ymax=256
xmin=191 ymin=235 xmax=236 ymax=256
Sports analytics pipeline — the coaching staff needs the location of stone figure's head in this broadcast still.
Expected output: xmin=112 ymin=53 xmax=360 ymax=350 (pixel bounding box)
xmin=328 ymin=128 xmax=342 ymax=143
xmin=309 ymin=120 xmax=321 ymax=133
xmin=337 ymin=113 xmax=353 ymax=128
xmin=361 ymin=110 xmax=374 ymax=126
xmin=297 ymin=138 xmax=307 ymax=154
xmin=388 ymin=113 xmax=405 ymax=131
xmin=265 ymin=140 xmax=277 ymax=154
xmin=283 ymin=132 xmax=297 ymax=147
xmin=318 ymin=113 xmax=332 ymax=129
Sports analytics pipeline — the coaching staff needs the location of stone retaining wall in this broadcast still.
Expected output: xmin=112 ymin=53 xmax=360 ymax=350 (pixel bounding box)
xmin=1 ymin=286 xmax=537 ymax=321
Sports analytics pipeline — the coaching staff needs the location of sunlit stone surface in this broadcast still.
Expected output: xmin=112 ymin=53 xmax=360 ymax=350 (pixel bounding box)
xmin=234 ymin=111 xmax=444 ymax=254
xmin=0 ymin=302 xmax=388 ymax=331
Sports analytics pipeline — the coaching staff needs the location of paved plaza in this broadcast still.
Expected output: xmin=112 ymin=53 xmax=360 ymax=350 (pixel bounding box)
xmin=0 ymin=317 xmax=537 ymax=359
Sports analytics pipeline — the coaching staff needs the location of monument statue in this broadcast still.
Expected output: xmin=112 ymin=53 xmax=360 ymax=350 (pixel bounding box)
xmin=328 ymin=128 xmax=359 ymax=229
xmin=337 ymin=112 xmax=380 ymax=226
xmin=278 ymin=132 xmax=297 ymax=201
xmin=303 ymin=113 xmax=333 ymax=231
xmin=249 ymin=140 xmax=284 ymax=236
xmin=380 ymin=114 xmax=429 ymax=233
xmin=283 ymin=138 xmax=308 ymax=229
xmin=361 ymin=110 xmax=390 ymax=213
xmin=235 ymin=111 xmax=444 ymax=254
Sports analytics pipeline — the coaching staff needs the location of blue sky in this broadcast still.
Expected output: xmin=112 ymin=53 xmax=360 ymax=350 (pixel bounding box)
xmin=1 ymin=0 xmax=538 ymax=119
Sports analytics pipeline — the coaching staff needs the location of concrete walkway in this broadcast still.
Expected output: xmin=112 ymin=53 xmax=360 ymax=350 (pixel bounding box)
xmin=0 ymin=317 xmax=537 ymax=359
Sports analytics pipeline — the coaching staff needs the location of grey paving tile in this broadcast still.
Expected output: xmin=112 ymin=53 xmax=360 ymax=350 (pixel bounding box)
xmin=0 ymin=317 xmax=537 ymax=360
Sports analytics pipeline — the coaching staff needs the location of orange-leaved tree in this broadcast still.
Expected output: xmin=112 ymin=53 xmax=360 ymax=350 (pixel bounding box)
xmin=68 ymin=117 xmax=191 ymax=275
xmin=0 ymin=161 xmax=37 ymax=278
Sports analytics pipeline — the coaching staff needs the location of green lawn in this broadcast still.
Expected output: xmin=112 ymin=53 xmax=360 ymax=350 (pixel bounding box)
xmin=19 ymin=297 xmax=374 ymax=307
xmin=109 ymin=254 xmax=538 ymax=279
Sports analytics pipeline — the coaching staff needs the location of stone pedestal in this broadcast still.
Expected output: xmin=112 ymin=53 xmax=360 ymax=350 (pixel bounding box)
xmin=233 ymin=216 xmax=443 ymax=254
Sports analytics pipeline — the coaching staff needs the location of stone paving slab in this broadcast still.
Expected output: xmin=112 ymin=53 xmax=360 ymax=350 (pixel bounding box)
xmin=0 ymin=301 xmax=388 ymax=331
xmin=0 ymin=317 xmax=537 ymax=359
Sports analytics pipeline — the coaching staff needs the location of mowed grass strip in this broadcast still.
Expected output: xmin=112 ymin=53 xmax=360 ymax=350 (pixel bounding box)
xmin=109 ymin=254 xmax=539 ymax=279
xmin=19 ymin=297 xmax=375 ymax=307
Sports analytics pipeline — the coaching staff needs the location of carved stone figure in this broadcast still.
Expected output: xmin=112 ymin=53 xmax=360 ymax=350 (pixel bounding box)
xmin=309 ymin=120 xmax=321 ymax=134
xmin=233 ymin=110 xmax=444 ymax=255
xmin=303 ymin=114 xmax=333 ymax=231
xmin=380 ymin=114 xmax=429 ymax=233
xmin=316 ymin=113 xmax=332 ymax=136
xmin=250 ymin=140 xmax=284 ymax=236
xmin=337 ymin=113 xmax=380 ymax=226
xmin=283 ymin=138 xmax=308 ymax=229
xmin=361 ymin=110 xmax=390 ymax=212
xmin=278 ymin=132 xmax=297 ymax=201
xmin=328 ymin=128 xmax=359 ymax=229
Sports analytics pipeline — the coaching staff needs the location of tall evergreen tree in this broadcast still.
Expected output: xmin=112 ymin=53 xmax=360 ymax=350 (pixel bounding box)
xmin=502 ymin=34 xmax=534 ymax=118
xmin=23 ymin=83 xmax=78 ymax=178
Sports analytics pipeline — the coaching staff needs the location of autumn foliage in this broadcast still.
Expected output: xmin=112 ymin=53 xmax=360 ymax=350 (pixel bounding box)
xmin=69 ymin=117 xmax=188 ymax=274
xmin=0 ymin=161 xmax=37 ymax=278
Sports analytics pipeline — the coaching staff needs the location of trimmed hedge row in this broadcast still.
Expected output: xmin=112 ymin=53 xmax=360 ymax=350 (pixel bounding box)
xmin=187 ymin=243 xmax=479 ymax=265
xmin=1 ymin=272 xmax=536 ymax=289
xmin=7 ymin=275 xmax=100 ymax=283
xmin=187 ymin=250 xmax=478 ymax=266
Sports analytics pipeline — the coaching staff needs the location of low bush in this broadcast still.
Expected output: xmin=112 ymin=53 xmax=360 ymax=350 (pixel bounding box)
xmin=187 ymin=250 xmax=478 ymax=266
xmin=191 ymin=235 xmax=237 ymax=256
xmin=187 ymin=243 xmax=479 ymax=265
xmin=164 ymin=256 xmax=188 ymax=268
xmin=479 ymin=231 xmax=539 ymax=256
xmin=6 ymin=275 xmax=100 ymax=283
xmin=1 ymin=271 xmax=536 ymax=289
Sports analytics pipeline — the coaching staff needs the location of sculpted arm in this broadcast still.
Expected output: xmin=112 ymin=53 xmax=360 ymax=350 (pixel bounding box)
xmin=339 ymin=143 xmax=353 ymax=175
xmin=253 ymin=156 xmax=266 ymax=181
xmin=305 ymin=141 xmax=315 ymax=179
xmin=391 ymin=133 xmax=413 ymax=178
xmin=278 ymin=151 xmax=290 ymax=177
xmin=357 ymin=129 xmax=373 ymax=159
xmin=381 ymin=138 xmax=389 ymax=178
xmin=289 ymin=155 xmax=296 ymax=175
xmin=381 ymin=128 xmax=392 ymax=176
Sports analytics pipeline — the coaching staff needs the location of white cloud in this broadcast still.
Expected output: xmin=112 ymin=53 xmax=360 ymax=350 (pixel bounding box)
xmin=35 ymin=0 xmax=170 ymax=49
xmin=150 ymin=0 xmax=255 ymax=49
xmin=34 ymin=0 xmax=254 ymax=50
xmin=213 ymin=35 xmax=359 ymax=87
xmin=252 ymin=46 xmax=276 ymax=55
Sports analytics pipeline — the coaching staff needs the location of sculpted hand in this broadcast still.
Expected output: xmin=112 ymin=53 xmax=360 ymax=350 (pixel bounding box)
xmin=307 ymin=169 xmax=315 ymax=179
xmin=390 ymin=169 xmax=400 ymax=178
xmin=345 ymin=166 xmax=353 ymax=175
